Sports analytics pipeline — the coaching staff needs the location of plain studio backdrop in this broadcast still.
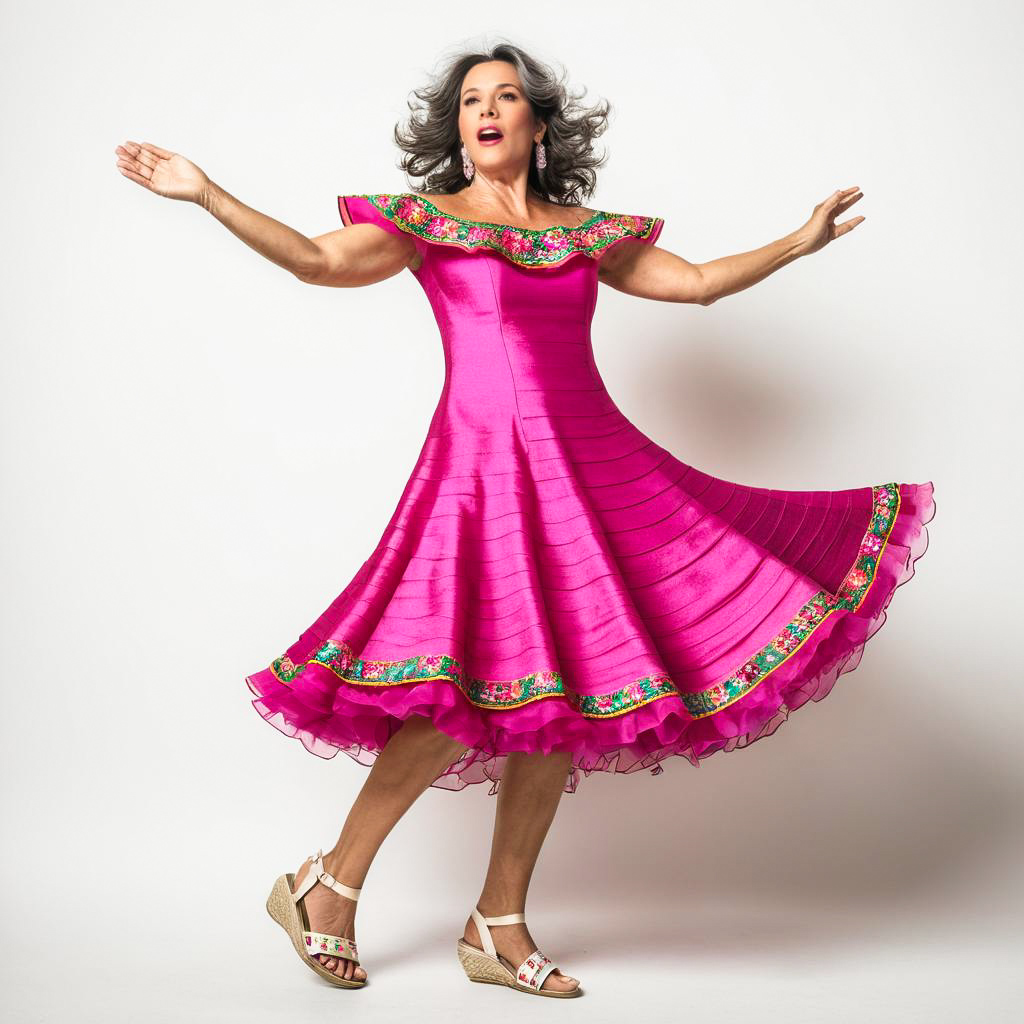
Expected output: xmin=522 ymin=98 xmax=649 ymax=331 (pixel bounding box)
xmin=2 ymin=1 xmax=1020 ymax=1021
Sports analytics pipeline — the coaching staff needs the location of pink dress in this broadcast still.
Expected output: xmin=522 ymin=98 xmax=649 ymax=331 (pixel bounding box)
xmin=246 ymin=192 xmax=936 ymax=795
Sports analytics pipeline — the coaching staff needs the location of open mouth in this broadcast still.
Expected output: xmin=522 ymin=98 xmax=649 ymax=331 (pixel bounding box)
xmin=477 ymin=128 xmax=503 ymax=142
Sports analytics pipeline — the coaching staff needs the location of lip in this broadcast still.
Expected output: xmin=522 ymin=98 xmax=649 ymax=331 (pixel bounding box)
xmin=477 ymin=124 xmax=503 ymax=144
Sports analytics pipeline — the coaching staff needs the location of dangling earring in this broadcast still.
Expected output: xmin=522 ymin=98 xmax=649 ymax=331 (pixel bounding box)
xmin=461 ymin=144 xmax=475 ymax=181
xmin=535 ymin=140 xmax=547 ymax=171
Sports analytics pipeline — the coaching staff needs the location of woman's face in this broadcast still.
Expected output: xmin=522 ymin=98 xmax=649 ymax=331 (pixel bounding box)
xmin=458 ymin=60 xmax=543 ymax=181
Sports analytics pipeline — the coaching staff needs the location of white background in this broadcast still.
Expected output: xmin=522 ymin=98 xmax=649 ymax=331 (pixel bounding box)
xmin=3 ymin=1 xmax=1021 ymax=1021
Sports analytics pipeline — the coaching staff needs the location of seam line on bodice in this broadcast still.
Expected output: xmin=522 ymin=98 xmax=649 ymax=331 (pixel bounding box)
xmin=482 ymin=256 xmax=531 ymax=454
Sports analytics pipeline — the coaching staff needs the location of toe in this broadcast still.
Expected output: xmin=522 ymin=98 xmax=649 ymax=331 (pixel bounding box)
xmin=545 ymin=970 xmax=579 ymax=991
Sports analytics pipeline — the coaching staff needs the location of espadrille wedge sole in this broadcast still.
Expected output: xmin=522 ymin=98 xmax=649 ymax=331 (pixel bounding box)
xmin=456 ymin=908 xmax=582 ymax=997
xmin=266 ymin=849 xmax=366 ymax=989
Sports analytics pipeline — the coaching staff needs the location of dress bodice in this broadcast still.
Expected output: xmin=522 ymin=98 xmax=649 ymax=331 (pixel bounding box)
xmin=337 ymin=192 xmax=665 ymax=441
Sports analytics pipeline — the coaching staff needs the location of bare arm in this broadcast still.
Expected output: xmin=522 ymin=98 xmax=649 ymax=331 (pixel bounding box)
xmin=114 ymin=140 xmax=415 ymax=287
xmin=598 ymin=187 xmax=864 ymax=305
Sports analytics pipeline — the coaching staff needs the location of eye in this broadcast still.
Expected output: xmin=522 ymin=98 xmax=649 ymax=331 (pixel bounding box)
xmin=463 ymin=92 xmax=519 ymax=105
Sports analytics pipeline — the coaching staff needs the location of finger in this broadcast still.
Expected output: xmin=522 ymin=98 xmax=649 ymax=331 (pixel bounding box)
xmin=833 ymin=216 xmax=865 ymax=236
xmin=114 ymin=157 xmax=142 ymax=176
xmin=826 ymin=190 xmax=863 ymax=221
xmin=116 ymin=145 xmax=151 ymax=176
xmin=117 ymin=166 xmax=153 ymax=189
xmin=121 ymin=142 xmax=162 ymax=174
xmin=825 ymin=186 xmax=860 ymax=210
xmin=122 ymin=156 xmax=153 ymax=181
xmin=133 ymin=147 xmax=161 ymax=173
xmin=828 ymin=196 xmax=862 ymax=222
xmin=141 ymin=141 xmax=176 ymax=159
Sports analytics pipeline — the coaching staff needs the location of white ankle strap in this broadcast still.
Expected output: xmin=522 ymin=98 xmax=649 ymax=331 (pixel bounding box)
xmin=292 ymin=849 xmax=361 ymax=904
xmin=471 ymin=907 xmax=525 ymax=958
xmin=481 ymin=912 xmax=526 ymax=925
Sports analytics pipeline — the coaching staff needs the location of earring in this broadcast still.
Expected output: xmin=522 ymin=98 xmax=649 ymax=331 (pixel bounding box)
xmin=461 ymin=144 xmax=475 ymax=181
xmin=535 ymin=140 xmax=547 ymax=170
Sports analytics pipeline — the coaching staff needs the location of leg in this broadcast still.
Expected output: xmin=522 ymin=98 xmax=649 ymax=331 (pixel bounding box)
xmin=293 ymin=715 xmax=468 ymax=982
xmin=462 ymin=749 xmax=580 ymax=993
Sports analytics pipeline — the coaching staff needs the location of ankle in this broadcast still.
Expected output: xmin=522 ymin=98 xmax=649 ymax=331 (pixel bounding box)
xmin=475 ymin=898 xmax=526 ymax=917
xmin=318 ymin=850 xmax=365 ymax=892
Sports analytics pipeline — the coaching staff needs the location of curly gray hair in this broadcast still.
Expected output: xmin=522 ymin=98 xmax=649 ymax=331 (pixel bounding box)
xmin=393 ymin=39 xmax=612 ymax=207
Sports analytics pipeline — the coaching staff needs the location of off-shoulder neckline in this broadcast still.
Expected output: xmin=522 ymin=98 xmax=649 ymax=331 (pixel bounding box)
xmin=404 ymin=193 xmax=604 ymax=235
xmin=341 ymin=192 xmax=664 ymax=270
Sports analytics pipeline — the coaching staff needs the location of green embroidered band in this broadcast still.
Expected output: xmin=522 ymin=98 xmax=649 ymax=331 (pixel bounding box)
xmin=267 ymin=483 xmax=901 ymax=721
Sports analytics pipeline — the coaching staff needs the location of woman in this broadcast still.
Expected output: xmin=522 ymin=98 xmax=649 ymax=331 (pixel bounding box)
xmin=115 ymin=41 xmax=935 ymax=999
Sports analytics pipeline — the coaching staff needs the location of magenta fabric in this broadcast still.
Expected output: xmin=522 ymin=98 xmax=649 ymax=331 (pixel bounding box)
xmin=246 ymin=193 xmax=937 ymax=795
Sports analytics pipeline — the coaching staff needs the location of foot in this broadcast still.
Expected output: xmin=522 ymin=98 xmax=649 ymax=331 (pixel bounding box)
xmin=463 ymin=913 xmax=580 ymax=993
xmin=291 ymin=855 xmax=367 ymax=984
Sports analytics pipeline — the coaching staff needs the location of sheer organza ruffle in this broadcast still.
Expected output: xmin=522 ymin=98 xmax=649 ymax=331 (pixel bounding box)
xmin=246 ymin=481 xmax=935 ymax=796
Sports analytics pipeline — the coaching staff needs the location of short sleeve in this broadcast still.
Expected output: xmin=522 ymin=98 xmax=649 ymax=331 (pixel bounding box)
xmin=337 ymin=194 xmax=410 ymax=238
xmin=589 ymin=211 xmax=665 ymax=260
xmin=622 ymin=212 xmax=664 ymax=247
xmin=642 ymin=216 xmax=665 ymax=247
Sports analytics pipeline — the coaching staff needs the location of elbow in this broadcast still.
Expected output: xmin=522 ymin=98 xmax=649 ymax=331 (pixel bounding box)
xmin=695 ymin=269 xmax=717 ymax=306
xmin=293 ymin=248 xmax=337 ymax=286
xmin=293 ymin=260 xmax=325 ymax=286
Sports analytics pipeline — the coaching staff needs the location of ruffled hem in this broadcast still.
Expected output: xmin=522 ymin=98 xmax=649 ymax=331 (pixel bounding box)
xmin=246 ymin=481 xmax=935 ymax=796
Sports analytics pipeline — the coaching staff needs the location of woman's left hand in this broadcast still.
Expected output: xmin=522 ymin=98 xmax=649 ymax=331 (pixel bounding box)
xmin=793 ymin=187 xmax=864 ymax=256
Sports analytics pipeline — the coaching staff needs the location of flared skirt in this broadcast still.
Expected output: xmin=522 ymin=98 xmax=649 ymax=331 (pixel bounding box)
xmin=245 ymin=415 xmax=935 ymax=795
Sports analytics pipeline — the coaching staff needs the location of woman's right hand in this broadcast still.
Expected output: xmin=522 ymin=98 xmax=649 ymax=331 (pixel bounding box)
xmin=114 ymin=140 xmax=211 ymax=204
xmin=112 ymin=141 xmax=416 ymax=286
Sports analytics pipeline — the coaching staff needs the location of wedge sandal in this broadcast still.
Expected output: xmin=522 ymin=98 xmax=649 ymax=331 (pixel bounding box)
xmin=456 ymin=907 xmax=582 ymax=997
xmin=265 ymin=848 xmax=366 ymax=989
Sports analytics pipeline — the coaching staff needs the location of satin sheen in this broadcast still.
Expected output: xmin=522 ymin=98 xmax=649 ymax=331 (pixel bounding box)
xmin=245 ymin=193 xmax=936 ymax=795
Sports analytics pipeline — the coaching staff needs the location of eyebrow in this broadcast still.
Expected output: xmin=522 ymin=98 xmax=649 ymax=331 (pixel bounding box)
xmin=461 ymin=83 xmax=521 ymax=95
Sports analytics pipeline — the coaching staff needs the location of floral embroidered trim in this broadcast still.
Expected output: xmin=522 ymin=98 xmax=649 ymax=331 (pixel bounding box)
xmin=518 ymin=951 xmax=554 ymax=989
xmin=349 ymin=192 xmax=663 ymax=268
xmin=268 ymin=483 xmax=901 ymax=720
xmin=304 ymin=931 xmax=358 ymax=962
